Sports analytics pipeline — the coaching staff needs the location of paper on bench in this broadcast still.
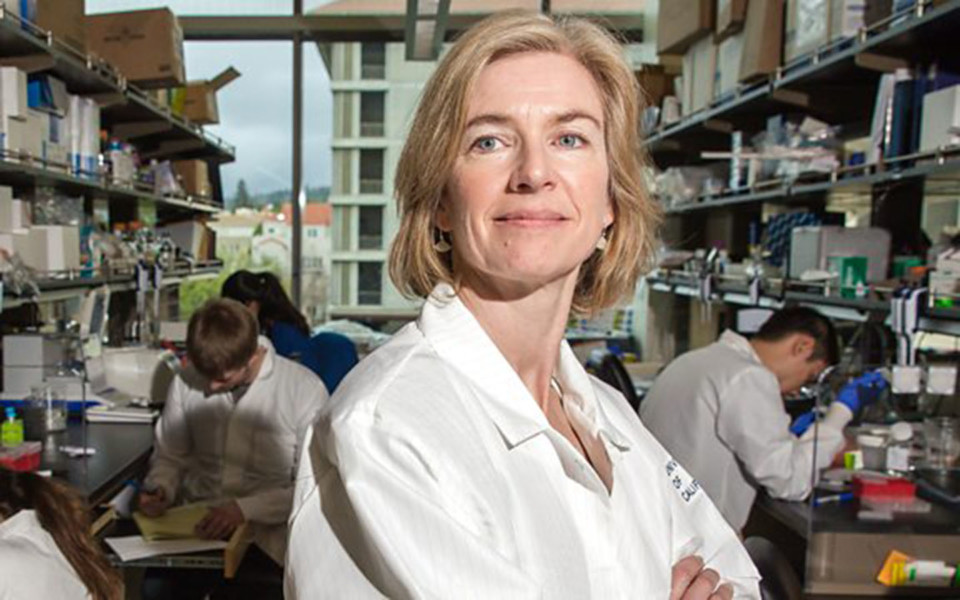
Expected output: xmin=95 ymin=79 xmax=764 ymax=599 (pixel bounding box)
xmin=105 ymin=536 xmax=227 ymax=562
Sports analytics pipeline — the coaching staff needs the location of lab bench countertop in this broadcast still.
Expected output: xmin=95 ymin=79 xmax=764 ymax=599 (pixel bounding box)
xmin=39 ymin=419 xmax=154 ymax=506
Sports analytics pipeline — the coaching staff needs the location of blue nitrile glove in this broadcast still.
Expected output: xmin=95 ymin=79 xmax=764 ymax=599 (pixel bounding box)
xmin=790 ymin=410 xmax=817 ymax=436
xmin=835 ymin=370 xmax=888 ymax=415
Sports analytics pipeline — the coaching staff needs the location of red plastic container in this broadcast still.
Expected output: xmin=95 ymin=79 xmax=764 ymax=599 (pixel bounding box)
xmin=0 ymin=441 xmax=42 ymax=471
xmin=852 ymin=475 xmax=916 ymax=500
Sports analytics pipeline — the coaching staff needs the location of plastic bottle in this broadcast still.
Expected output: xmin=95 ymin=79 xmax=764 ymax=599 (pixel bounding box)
xmin=1 ymin=407 xmax=24 ymax=447
xmin=885 ymin=421 xmax=913 ymax=473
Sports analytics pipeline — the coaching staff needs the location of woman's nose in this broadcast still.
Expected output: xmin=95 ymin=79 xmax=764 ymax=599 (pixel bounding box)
xmin=508 ymin=142 xmax=554 ymax=192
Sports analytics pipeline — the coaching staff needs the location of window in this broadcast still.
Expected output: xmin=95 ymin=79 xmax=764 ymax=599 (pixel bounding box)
xmin=358 ymin=262 xmax=382 ymax=305
xmin=361 ymin=42 xmax=386 ymax=80
xmin=307 ymin=228 xmax=319 ymax=239
xmin=358 ymin=205 xmax=383 ymax=249
xmin=359 ymin=149 xmax=384 ymax=194
xmin=360 ymin=92 xmax=385 ymax=137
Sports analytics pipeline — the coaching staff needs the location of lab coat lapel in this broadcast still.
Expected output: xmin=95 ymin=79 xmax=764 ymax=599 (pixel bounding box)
xmin=418 ymin=284 xmax=549 ymax=448
xmin=556 ymin=343 xmax=632 ymax=453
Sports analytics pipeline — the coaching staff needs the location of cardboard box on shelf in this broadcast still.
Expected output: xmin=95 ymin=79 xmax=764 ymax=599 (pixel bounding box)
xmin=715 ymin=32 xmax=745 ymax=100
xmin=716 ymin=0 xmax=748 ymax=41
xmin=158 ymin=220 xmax=208 ymax=259
xmin=784 ymin=0 xmax=829 ymax=63
xmin=0 ymin=67 xmax=27 ymax=120
xmin=171 ymin=67 xmax=240 ymax=125
xmin=831 ymin=0 xmax=865 ymax=42
xmin=26 ymin=74 xmax=69 ymax=115
xmin=172 ymin=160 xmax=211 ymax=199
xmin=0 ymin=116 xmax=25 ymax=156
xmin=919 ymin=85 xmax=960 ymax=153
xmin=85 ymin=8 xmax=185 ymax=88
xmin=682 ymin=36 xmax=717 ymax=115
xmin=658 ymin=0 xmax=715 ymax=55
xmin=785 ymin=0 xmax=865 ymax=63
xmin=35 ymin=0 xmax=86 ymax=54
xmin=739 ymin=0 xmax=784 ymax=82
xmin=13 ymin=225 xmax=81 ymax=272
xmin=635 ymin=64 xmax=676 ymax=110
xmin=22 ymin=108 xmax=44 ymax=158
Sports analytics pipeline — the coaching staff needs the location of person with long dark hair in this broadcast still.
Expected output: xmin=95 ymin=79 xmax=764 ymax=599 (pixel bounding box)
xmin=221 ymin=270 xmax=358 ymax=392
xmin=0 ymin=467 xmax=123 ymax=600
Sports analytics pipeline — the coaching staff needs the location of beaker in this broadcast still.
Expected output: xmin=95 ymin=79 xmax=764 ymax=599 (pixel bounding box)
xmin=923 ymin=416 xmax=960 ymax=470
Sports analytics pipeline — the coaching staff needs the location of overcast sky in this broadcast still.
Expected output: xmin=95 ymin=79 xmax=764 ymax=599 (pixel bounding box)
xmin=88 ymin=1 xmax=335 ymax=197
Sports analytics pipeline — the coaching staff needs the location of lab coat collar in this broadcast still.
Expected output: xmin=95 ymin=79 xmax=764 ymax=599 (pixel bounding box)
xmin=718 ymin=330 xmax=762 ymax=366
xmin=419 ymin=284 xmax=630 ymax=452
xmin=253 ymin=335 xmax=277 ymax=382
xmin=0 ymin=509 xmax=40 ymax=539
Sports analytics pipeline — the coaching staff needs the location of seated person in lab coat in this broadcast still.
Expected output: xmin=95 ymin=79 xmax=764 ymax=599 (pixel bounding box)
xmin=138 ymin=298 xmax=328 ymax=600
xmin=0 ymin=467 xmax=122 ymax=600
xmin=285 ymin=11 xmax=760 ymax=600
xmin=640 ymin=307 xmax=884 ymax=532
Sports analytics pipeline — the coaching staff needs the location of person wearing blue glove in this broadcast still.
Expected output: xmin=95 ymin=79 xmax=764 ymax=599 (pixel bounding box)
xmin=790 ymin=370 xmax=888 ymax=436
xmin=642 ymin=307 xmax=857 ymax=533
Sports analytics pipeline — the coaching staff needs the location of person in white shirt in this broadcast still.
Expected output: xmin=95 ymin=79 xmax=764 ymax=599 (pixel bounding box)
xmin=138 ymin=298 xmax=328 ymax=600
xmin=0 ymin=467 xmax=122 ymax=600
xmin=640 ymin=307 xmax=884 ymax=532
xmin=286 ymin=11 xmax=760 ymax=600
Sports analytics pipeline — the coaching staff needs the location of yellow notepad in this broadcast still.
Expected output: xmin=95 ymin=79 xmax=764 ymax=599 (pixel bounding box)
xmin=133 ymin=503 xmax=211 ymax=541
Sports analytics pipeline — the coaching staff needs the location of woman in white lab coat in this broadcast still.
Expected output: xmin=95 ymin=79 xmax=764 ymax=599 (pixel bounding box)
xmin=0 ymin=467 xmax=122 ymax=600
xmin=286 ymin=11 xmax=760 ymax=599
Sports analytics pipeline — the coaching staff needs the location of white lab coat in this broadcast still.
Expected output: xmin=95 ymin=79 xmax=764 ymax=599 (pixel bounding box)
xmin=286 ymin=285 xmax=760 ymax=599
xmin=640 ymin=330 xmax=850 ymax=531
xmin=145 ymin=336 xmax=328 ymax=564
xmin=0 ymin=509 xmax=90 ymax=600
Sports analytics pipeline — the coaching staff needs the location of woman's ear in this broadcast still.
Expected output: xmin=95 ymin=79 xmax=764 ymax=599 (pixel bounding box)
xmin=435 ymin=198 xmax=452 ymax=232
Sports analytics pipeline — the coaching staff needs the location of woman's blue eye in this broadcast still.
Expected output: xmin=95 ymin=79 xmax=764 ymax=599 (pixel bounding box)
xmin=473 ymin=137 xmax=499 ymax=151
xmin=558 ymin=134 xmax=583 ymax=148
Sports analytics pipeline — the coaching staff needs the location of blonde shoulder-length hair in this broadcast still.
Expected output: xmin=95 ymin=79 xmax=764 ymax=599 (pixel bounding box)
xmin=388 ymin=10 xmax=661 ymax=313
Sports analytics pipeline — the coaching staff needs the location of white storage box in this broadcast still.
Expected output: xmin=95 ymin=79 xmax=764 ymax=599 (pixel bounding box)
xmin=13 ymin=225 xmax=81 ymax=272
xmin=920 ymin=85 xmax=960 ymax=152
xmin=789 ymin=226 xmax=891 ymax=282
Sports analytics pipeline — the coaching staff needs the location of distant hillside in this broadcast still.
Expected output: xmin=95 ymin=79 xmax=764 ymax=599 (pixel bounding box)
xmin=227 ymin=186 xmax=330 ymax=209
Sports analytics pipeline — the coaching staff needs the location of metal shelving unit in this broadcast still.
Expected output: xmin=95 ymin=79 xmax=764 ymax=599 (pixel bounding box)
xmin=646 ymin=271 xmax=960 ymax=335
xmin=2 ymin=262 xmax=224 ymax=310
xmin=0 ymin=7 xmax=235 ymax=165
xmin=665 ymin=146 xmax=960 ymax=214
xmin=0 ymin=8 xmax=233 ymax=313
xmin=646 ymin=0 xmax=960 ymax=167
xmin=645 ymin=0 xmax=960 ymax=341
xmin=0 ymin=159 xmax=221 ymax=218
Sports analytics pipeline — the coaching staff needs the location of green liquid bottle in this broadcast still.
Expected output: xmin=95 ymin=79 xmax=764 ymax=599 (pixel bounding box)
xmin=1 ymin=407 xmax=24 ymax=447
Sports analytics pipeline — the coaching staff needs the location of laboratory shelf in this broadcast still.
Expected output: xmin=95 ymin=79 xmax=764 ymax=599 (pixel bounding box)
xmin=2 ymin=261 xmax=224 ymax=310
xmin=0 ymin=159 xmax=222 ymax=218
xmin=663 ymin=146 xmax=960 ymax=214
xmin=0 ymin=8 xmax=235 ymax=165
xmin=645 ymin=272 xmax=959 ymax=335
xmin=645 ymin=0 xmax=960 ymax=167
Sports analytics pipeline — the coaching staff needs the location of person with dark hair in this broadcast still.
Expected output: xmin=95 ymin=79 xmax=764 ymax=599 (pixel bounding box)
xmin=221 ymin=270 xmax=358 ymax=392
xmin=641 ymin=306 xmax=886 ymax=532
xmin=0 ymin=467 xmax=122 ymax=600
xmin=139 ymin=298 xmax=328 ymax=600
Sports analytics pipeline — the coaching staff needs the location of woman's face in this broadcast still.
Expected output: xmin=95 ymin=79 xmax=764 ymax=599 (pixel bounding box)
xmin=438 ymin=51 xmax=613 ymax=296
